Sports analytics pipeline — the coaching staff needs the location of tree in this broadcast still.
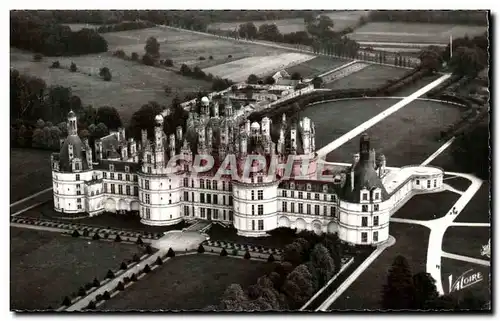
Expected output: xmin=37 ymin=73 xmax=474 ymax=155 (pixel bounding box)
xmin=128 ymin=101 xmax=164 ymax=140
xmin=92 ymin=233 xmax=100 ymax=240
xmin=282 ymin=264 xmax=314 ymax=309
xmin=308 ymin=243 xmax=335 ymax=290
xmin=197 ymin=244 xmax=205 ymax=253
xmin=32 ymin=128 xmax=45 ymax=148
xmin=155 ymin=256 xmax=163 ymax=265
xmin=145 ymin=245 xmax=153 ymax=254
xmin=238 ymin=22 xmax=258 ymax=39
xmin=449 ymin=46 xmax=486 ymax=77
xmin=167 ymin=247 xmax=176 ymax=257
xmin=247 ymin=74 xmax=259 ymax=84
xmin=219 ymin=284 xmax=250 ymax=311
xmin=419 ymin=48 xmax=442 ymax=72
xmin=62 ymin=296 xmax=71 ymax=306
xmin=142 ymin=53 xmax=155 ymax=66
xmin=106 ymin=269 xmax=115 ymax=279
xmin=99 ymin=67 xmax=112 ymax=81
xmin=96 ymin=106 xmax=122 ymax=131
xmin=312 ymin=76 xmax=323 ymax=89
xmin=145 ymin=36 xmax=160 ymax=57
xmin=164 ymin=58 xmax=173 ymax=67
xmin=120 ymin=261 xmax=128 ymax=270
xmin=451 ymin=123 xmax=489 ymax=180
xmin=70 ymin=62 xmax=77 ymax=72
xmin=180 ymin=64 xmax=192 ymax=75
xmin=116 ymin=281 xmax=125 ymax=291
xmin=264 ymin=75 xmax=276 ymax=85
xmin=244 ymin=250 xmax=251 ymax=259
xmin=72 ymin=230 xmax=80 ymax=237
xmin=291 ymin=72 xmax=302 ymax=81
xmin=131 ymin=52 xmax=139 ymax=61
xmin=114 ymin=234 xmax=122 ymax=242
xmin=102 ymin=291 xmax=111 ymax=300
xmin=51 ymin=61 xmax=61 ymax=68
xmin=267 ymin=254 xmax=275 ymax=262
xmin=283 ymin=238 xmax=309 ymax=266
xmin=143 ymin=264 xmax=151 ymax=273
xmin=136 ymin=236 xmax=144 ymax=245
xmin=382 ymin=255 xmax=415 ymax=310
xmin=412 ymin=272 xmax=439 ymax=309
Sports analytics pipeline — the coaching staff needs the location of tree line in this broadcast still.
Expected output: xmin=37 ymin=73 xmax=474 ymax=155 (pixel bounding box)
xmin=367 ymin=10 xmax=488 ymax=26
xmin=97 ymin=20 xmax=155 ymax=33
xmin=11 ymin=11 xmax=108 ymax=56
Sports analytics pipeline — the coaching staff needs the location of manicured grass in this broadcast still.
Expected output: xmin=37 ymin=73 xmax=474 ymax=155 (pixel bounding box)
xmin=325 ymin=64 xmax=408 ymax=90
xmin=208 ymin=224 xmax=294 ymax=249
xmin=18 ymin=201 xmax=188 ymax=234
xmin=392 ymin=191 xmax=460 ymax=221
xmin=327 ymin=99 xmax=463 ymax=166
xmin=348 ymin=22 xmax=487 ymax=44
xmin=442 ymin=226 xmax=490 ymax=260
xmin=454 ymin=182 xmax=491 ymax=224
xmin=10 ymin=227 xmax=144 ymax=311
xmin=10 ymin=48 xmax=212 ymax=126
xmin=443 ymin=175 xmax=472 ymax=192
xmin=208 ymin=11 xmax=368 ymax=34
xmin=285 ymin=56 xmax=349 ymax=78
xmin=440 ymin=258 xmax=491 ymax=304
xmin=328 ymin=222 xmax=430 ymax=310
xmin=97 ymin=254 xmax=276 ymax=311
xmin=102 ymin=27 xmax=291 ymax=66
xmin=10 ymin=148 xmax=53 ymax=203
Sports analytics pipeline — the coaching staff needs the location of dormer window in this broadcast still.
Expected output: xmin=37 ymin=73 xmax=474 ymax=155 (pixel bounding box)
xmin=109 ymin=164 xmax=115 ymax=172
xmin=306 ymin=183 xmax=311 ymax=191
xmin=290 ymin=182 xmax=295 ymax=189
xmin=323 ymin=185 xmax=328 ymax=193
xmin=374 ymin=192 xmax=380 ymax=201
xmin=362 ymin=192 xmax=368 ymax=201
xmin=125 ymin=166 xmax=130 ymax=173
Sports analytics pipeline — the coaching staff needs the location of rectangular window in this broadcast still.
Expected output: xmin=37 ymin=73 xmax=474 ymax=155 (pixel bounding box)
xmin=361 ymin=232 xmax=368 ymax=243
xmin=315 ymin=193 xmax=320 ymax=200
xmin=416 ymin=179 xmax=420 ymax=185
xmin=258 ymin=220 xmax=264 ymax=231
xmin=282 ymin=201 xmax=287 ymax=212
xmin=252 ymin=220 xmax=255 ymax=230
xmin=184 ymin=191 xmax=189 ymax=202
xmin=374 ymin=192 xmax=379 ymax=200
xmin=134 ymin=175 xmax=138 ymax=182
xmin=291 ymin=191 xmax=294 ymax=198
xmin=146 ymin=208 xmax=151 ymax=219
xmin=307 ymin=193 xmax=311 ymax=200
xmin=257 ymin=176 xmax=263 ymax=183
xmin=374 ymin=204 xmax=379 ymax=211
xmin=110 ymin=173 xmax=115 ymax=180
xmin=362 ymin=193 xmax=368 ymax=201
xmin=183 ymin=178 xmax=188 ymax=187
xmin=76 ymin=174 xmax=80 ymax=181
xmin=126 ymin=174 xmax=130 ymax=181
xmin=77 ymin=198 xmax=81 ymax=203
xmin=282 ymin=190 xmax=287 ymax=197
xmin=118 ymin=174 xmax=122 ymax=180
xmin=298 ymin=192 xmax=303 ymax=199
xmin=251 ymin=190 xmax=255 ymax=200
xmin=427 ymin=180 xmax=431 ymax=188
xmin=298 ymin=203 xmax=303 ymax=214
xmin=145 ymin=180 xmax=150 ymax=190
xmin=134 ymin=186 xmax=138 ymax=196
xmin=433 ymin=179 xmax=437 ymax=188
xmin=126 ymin=185 xmax=130 ymax=195
xmin=223 ymin=195 xmax=226 ymax=205
xmin=200 ymin=179 xmax=205 ymax=189
xmin=207 ymin=194 xmax=212 ymax=204
xmin=104 ymin=183 xmax=108 ymax=192
xmin=229 ymin=211 xmax=234 ymax=221
xmin=118 ymin=185 xmax=123 ymax=194
xmin=332 ymin=195 xmax=337 ymax=202
xmin=184 ymin=206 xmax=189 ymax=216
xmin=213 ymin=195 xmax=218 ymax=205
xmin=324 ymin=206 xmax=327 ymax=216
xmin=291 ymin=203 xmax=295 ymax=213
xmin=109 ymin=164 xmax=114 ymax=171
xmin=103 ymin=172 xmax=107 ymax=179
xmin=306 ymin=204 xmax=311 ymax=214
xmin=145 ymin=194 xmax=150 ymax=204
xmin=200 ymin=208 xmax=205 ymax=218
xmin=206 ymin=180 xmax=211 ymax=190
xmin=315 ymin=205 xmax=320 ymax=215
xmin=252 ymin=205 xmax=255 ymax=215
xmin=77 ymin=204 xmax=82 ymax=209
xmin=222 ymin=182 xmax=226 ymax=191
xmin=229 ymin=182 xmax=232 ymax=191
xmin=147 ymin=155 xmax=152 ymax=163
xmin=223 ymin=210 xmax=227 ymax=220
xmin=330 ymin=206 xmax=336 ymax=217
xmin=258 ymin=190 xmax=263 ymax=200
xmin=374 ymin=216 xmax=379 ymax=226
xmin=229 ymin=196 xmax=233 ymax=206
xmin=213 ymin=181 xmax=218 ymax=190
xmin=362 ymin=217 xmax=368 ymax=227
xmin=258 ymin=204 xmax=263 ymax=215
xmin=125 ymin=166 xmax=129 ymax=173
xmin=147 ymin=166 xmax=151 ymax=174
xmin=373 ymin=231 xmax=379 ymax=242
xmin=200 ymin=193 xmax=205 ymax=204
xmin=111 ymin=184 xmax=115 ymax=194
xmin=362 ymin=205 xmax=368 ymax=212
xmin=213 ymin=209 xmax=219 ymax=220
xmin=76 ymin=190 xmax=81 ymax=195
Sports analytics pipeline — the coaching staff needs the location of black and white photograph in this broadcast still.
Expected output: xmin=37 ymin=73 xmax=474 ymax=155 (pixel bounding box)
xmin=8 ymin=5 xmax=492 ymax=313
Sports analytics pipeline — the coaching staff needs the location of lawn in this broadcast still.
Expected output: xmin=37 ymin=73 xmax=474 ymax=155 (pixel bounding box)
xmin=392 ymin=191 xmax=460 ymax=221
xmin=18 ymin=201 xmax=188 ymax=234
xmin=285 ymin=56 xmax=350 ymax=79
xmin=440 ymin=258 xmax=491 ymax=305
xmin=208 ymin=11 xmax=368 ymax=34
xmin=10 ymin=48 xmax=212 ymax=126
xmin=102 ymin=27 xmax=292 ymax=67
xmin=348 ymin=22 xmax=487 ymax=44
xmin=324 ymin=64 xmax=408 ymax=90
xmin=10 ymin=148 xmax=53 ymax=203
xmin=442 ymin=226 xmax=490 ymax=260
xmin=10 ymin=227 xmax=144 ymax=311
xmin=431 ymin=148 xmax=464 ymax=173
xmin=208 ymin=224 xmax=295 ymax=249
xmin=328 ymin=222 xmax=430 ymax=310
xmin=325 ymin=98 xmax=463 ymax=166
xmin=443 ymin=174 xmax=472 ymax=192
xmin=454 ymin=182 xmax=491 ymax=224
xmin=97 ymin=254 xmax=276 ymax=311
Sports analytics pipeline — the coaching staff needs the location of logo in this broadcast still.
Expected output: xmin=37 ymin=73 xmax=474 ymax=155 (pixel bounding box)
xmin=448 ymin=269 xmax=483 ymax=293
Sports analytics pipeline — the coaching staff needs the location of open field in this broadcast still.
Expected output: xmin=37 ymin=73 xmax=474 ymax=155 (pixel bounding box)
xmin=443 ymin=226 xmax=490 ymax=260
xmin=98 ymin=254 xmax=275 ymax=311
xmin=323 ymin=99 xmax=463 ymax=166
xmin=328 ymin=222 xmax=429 ymax=310
xmin=454 ymin=182 xmax=490 ymax=224
xmin=392 ymin=191 xmax=460 ymax=220
xmin=430 ymin=147 xmax=463 ymax=173
xmin=102 ymin=27 xmax=291 ymax=67
xmin=202 ymin=52 xmax=315 ymax=82
xmin=18 ymin=202 xmax=188 ymax=234
xmin=10 ymin=49 xmax=211 ymax=125
xmin=10 ymin=227 xmax=143 ymax=310
xmin=208 ymin=11 xmax=368 ymax=34
xmin=285 ymin=56 xmax=349 ymax=79
xmin=10 ymin=148 xmax=53 ymax=203
xmin=440 ymin=258 xmax=491 ymax=304
xmin=348 ymin=22 xmax=487 ymax=44
xmin=325 ymin=64 xmax=408 ymax=90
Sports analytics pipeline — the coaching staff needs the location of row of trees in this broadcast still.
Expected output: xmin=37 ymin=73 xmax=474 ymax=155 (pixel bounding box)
xmin=11 ymin=11 xmax=108 ymax=56
xmin=367 ymin=10 xmax=488 ymax=26
xmin=450 ymin=122 xmax=489 ymax=180
xmin=97 ymin=20 xmax=155 ymax=33
xmin=383 ymin=255 xmax=487 ymax=310
xmin=210 ymin=229 xmax=345 ymax=310
xmin=179 ymin=63 xmax=234 ymax=91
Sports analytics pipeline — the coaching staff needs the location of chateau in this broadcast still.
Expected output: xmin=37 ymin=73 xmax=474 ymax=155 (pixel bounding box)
xmin=51 ymin=95 xmax=445 ymax=245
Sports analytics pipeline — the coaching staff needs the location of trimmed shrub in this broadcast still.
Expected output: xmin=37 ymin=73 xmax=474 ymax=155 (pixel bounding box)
xmin=93 ymin=278 xmax=100 ymax=287
xmin=133 ymin=254 xmax=141 ymax=262
xmin=232 ymin=249 xmax=238 ymax=256
xmin=72 ymin=230 xmax=80 ymax=237
xmin=33 ymin=53 xmax=43 ymax=61
xmin=145 ymin=245 xmax=153 ymax=254
xmin=267 ymin=254 xmax=275 ymax=263
xmin=82 ymin=229 xmax=90 ymax=237
xmin=102 ymin=291 xmax=111 ymax=300
xmin=136 ymin=236 xmax=144 ymax=245
xmin=62 ymin=296 xmax=71 ymax=306
xmin=103 ymin=232 xmax=110 ymax=239
xmin=164 ymin=59 xmax=173 ymax=67
xmin=78 ymin=287 xmax=86 ymax=296
xmin=199 ymin=56 xmax=206 ymax=60
xmin=120 ymin=262 xmax=128 ymax=270
xmin=155 ymin=256 xmax=163 ymax=265
xmin=85 ymin=282 xmax=93 ymax=291
xmin=116 ymin=281 xmax=125 ymax=291
xmin=167 ymin=248 xmax=175 ymax=257
xmin=209 ymin=55 xmax=213 ymax=60
xmin=95 ymin=294 xmax=103 ymax=301
xmin=70 ymin=62 xmax=77 ymax=72
xmin=220 ymin=248 xmax=228 ymax=257
xmin=131 ymin=52 xmax=139 ymax=61
xmin=228 ymin=54 xmax=232 ymax=58
xmin=86 ymin=301 xmax=96 ymax=310
xmin=143 ymin=264 xmax=151 ymax=273
xmin=123 ymin=276 xmax=130 ymax=284
xmin=244 ymin=250 xmax=251 ymax=260
xmin=106 ymin=269 xmax=115 ymax=279
xmin=130 ymin=273 xmax=137 ymax=282
xmin=197 ymin=244 xmax=205 ymax=253
xmin=51 ymin=61 xmax=60 ymax=68
xmin=115 ymin=235 xmax=122 ymax=242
